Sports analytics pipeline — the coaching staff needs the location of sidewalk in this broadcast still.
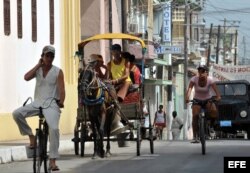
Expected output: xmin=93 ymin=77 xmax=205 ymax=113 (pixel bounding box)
xmin=0 ymin=134 xmax=76 ymax=164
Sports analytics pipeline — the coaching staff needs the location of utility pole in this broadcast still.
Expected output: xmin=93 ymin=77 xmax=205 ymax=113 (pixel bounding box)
xmin=216 ymin=25 xmax=221 ymax=64
xmin=242 ymin=36 xmax=246 ymax=64
xmin=206 ymin=23 xmax=213 ymax=67
xmin=183 ymin=0 xmax=188 ymax=110
xmin=234 ymin=30 xmax=238 ymax=65
xmin=221 ymin=18 xmax=240 ymax=65
xmin=223 ymin=18 xmax=226 ymax=65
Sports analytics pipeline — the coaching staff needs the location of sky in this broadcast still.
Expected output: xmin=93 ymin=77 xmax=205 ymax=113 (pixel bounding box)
xmin=202 ymin=0 xmax=250 ymax=61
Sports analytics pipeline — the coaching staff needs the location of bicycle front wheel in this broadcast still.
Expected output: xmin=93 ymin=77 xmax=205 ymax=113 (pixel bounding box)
xmin=199 ymin=116 xmax=206 ymax=155
xmin=42 ymin=124 xmax=49 ymax=173
xmin=33 ymin=130 xmax=42 ymax=173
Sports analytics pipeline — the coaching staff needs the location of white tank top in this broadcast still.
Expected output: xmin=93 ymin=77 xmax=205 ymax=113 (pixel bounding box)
xmin=34 ymin=65 xmax=60 ymax=105
xmin=155 ymin=111 xmax=165 ymax=123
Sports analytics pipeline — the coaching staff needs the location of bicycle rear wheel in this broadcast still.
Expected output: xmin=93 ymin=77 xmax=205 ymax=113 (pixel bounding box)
xmin=136 ymin=123 xmax=141 ymax=156
xmin=199 ymin=116 xmax=206 ymax=155
xmin=33 ymin=130 xmax=42 ymax=173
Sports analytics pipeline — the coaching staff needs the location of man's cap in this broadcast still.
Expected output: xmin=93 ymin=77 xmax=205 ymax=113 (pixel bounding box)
xmin=197 ymin=64 xmax=208 ymax=71
xmin=89 ymin=54 xmax=103 ymax=63
xmin=111 ymin=44 xmax=121 ymax=51
xmin=42 ymin=45 xmax=55 ymax=55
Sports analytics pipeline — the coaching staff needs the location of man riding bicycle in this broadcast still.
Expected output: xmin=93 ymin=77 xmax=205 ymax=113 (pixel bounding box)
xmin=186 ymin=65 xmax=221 ymax=143
xmin=12 ymin=45 xmax=65 ymax=171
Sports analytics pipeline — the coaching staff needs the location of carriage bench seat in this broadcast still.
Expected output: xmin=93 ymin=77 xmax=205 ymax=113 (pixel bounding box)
xmin=120 ymin=91 xmax=141 ymax=120
xmin=122 ymin=90 xmax=140 ymax=104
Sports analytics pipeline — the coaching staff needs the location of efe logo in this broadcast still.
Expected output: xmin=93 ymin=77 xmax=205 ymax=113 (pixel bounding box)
xmin=228 ymin=161 xmax=246 ymax=168
xmin=224 ymin=157 xmax=250 ymax=173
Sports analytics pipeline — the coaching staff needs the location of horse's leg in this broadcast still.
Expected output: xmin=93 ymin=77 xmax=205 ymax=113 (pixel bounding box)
xmin=90 ymin=115 xmax=98 ymax=159
xmin=96 ymin=116 xmax=105 ymax=158
xmin=105 ymin=109 xmax=113 ymax=157
xmin=99 ymin=105 xmax=106 ymax=136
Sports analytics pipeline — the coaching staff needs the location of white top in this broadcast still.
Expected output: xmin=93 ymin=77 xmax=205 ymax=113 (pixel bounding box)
xmin=155 ymin=111 xmax=165 ymax=123
xmin=34 ymin=65 xmax=60 ymax=106
xmin=190 ymin=76 xmax=214 ymax=100
xmin=171 ymin=117 xmax=183 ymax=130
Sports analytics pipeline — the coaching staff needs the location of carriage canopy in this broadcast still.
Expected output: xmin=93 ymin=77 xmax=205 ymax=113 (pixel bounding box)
xmin=78 ymin=33 xmax=146 ymax=50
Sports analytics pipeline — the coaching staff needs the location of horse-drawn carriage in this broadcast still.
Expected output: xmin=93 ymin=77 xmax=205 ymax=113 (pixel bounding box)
xmin=72 ymin=33 xmax=155 ymax=157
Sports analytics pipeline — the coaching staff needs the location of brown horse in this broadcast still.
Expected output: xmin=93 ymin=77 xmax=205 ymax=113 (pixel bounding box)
xmin=79 ymin=65 xmax=118 ymax=158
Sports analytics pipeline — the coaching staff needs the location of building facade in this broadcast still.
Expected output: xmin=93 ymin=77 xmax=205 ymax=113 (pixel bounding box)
xmin=0 ymin=0 xmax=80 ymax=141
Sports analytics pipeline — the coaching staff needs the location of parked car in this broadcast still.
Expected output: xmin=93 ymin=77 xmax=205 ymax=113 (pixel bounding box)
xmin=213 ymin=80 xmax=250 ymax=139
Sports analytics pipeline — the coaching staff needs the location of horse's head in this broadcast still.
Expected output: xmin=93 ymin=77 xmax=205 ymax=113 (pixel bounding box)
xmin=79 ymin=67 xmax=96 ymax=97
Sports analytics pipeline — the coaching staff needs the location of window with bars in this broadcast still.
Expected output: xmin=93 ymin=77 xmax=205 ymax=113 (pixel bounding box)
xmin=31 ymin=0 xmax=37 ymax=42
xmin=4 ymin=0 xmax=11 ymax=35
xmin=172 ymin=21 xmax=184 ymax=39
xmin=17 ymin=0 xmax=22 ymax=38
xmin=49 ymin=0 xmax=54 ymax=44
xmin=172 ymin=8 xmax=185 ymax=21
xmin=3 ymin=0 xmax=55 ymax=42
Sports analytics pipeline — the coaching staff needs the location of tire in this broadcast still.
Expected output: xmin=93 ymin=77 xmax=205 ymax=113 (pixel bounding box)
xmin=199 ymin=116 xmax=206 ymax=155
xmin=80 ymin=124 xmax=86 ymax=157
xmin=137 ymin=123 xmax=141 ymax=156
xmin=247 ymin=128 xmax=250 ymax=140
xmin=33 ymin=130 xmax=41 ymax=173
xmin=43 ymin=124 xmax=49 ymax=173
xmin=150 ymin=139 xmax=154 ymax=154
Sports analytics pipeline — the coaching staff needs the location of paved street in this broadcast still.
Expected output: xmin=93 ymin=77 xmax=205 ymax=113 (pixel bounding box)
xmin=0 ymin=139 xmax=249 ymax=173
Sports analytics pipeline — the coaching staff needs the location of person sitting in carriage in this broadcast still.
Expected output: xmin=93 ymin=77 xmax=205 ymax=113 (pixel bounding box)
xmin=89 ymin=54 xmax=108 ymax=80
xmin=107 ymin=44 xmax=132 ymax=103
xmin=122 ymin=51 xmax=141 ymax=89
xmin=122 ymin=52 xmax=141 ymax=92
xmin=88 ymin=53 xmax=129 ymax=135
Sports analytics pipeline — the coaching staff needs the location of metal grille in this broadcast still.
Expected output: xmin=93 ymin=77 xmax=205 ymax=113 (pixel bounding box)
xmin=218 ymin=105 xmax=234 ymax=120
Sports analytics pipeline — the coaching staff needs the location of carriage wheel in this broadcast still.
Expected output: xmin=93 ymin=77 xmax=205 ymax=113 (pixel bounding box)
xmin=74 ymin=130 xmax=80 ymax=155
xmin=149 ymin=128 xmax=154 ymax=154
xmin=136 ymin=124 xmax=141 ymax=156
xmin=73 ymin=120 xmax=81 ymax=155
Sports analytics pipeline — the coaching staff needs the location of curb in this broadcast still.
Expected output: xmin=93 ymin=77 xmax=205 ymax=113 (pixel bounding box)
xmin=0 ymin=139 xmax=79 ymax=164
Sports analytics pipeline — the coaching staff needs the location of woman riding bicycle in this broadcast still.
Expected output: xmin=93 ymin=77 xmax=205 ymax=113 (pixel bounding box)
xmin=185 ymin=65 xmax=221 ymax=143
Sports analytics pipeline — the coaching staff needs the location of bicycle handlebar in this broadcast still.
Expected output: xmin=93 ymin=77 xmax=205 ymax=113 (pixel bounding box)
xmin=188 ymin=99 xmax=218 ymax=109
xmin=22 ymin=97 xmax=61 ymax=109
xmin=23 ymin=97 xmax=32 ymax=107
xmin=188 ymin=98 xmax=218 ymax=104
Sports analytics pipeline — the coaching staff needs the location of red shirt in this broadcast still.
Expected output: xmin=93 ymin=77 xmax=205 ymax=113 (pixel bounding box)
xmin=130 ymin=65 xmax=141 ymax=84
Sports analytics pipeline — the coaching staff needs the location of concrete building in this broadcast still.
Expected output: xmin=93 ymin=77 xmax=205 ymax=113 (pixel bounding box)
xmin=80 ymin=0 xmax=172 ymax=140
xmin=0 ymin=0 xmax=80 ymax=141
